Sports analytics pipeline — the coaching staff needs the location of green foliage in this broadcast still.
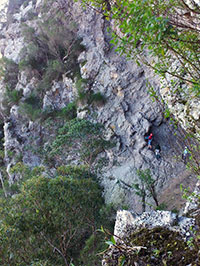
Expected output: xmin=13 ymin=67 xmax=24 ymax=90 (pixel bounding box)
xmin=147 ymin=85 xmax=160 ymax=103
xmin=75 ymin=74 xmax=107 ymax=106
xmin=36 ymin=60 xmax=67 ymax=94
xmin=19 ymin=94 xmax=42 ymax=121
xmin=7 ymin=150 xmax=14 ymax=158
xmin=180 ymin=183 xmax=200 ymax=204
xmin=0 ymin=167 xmax=104 ymax=265
xmin=128 ymin=227 xmax=199 ymax=265
xmin=0 ymin=57 xmax=19 ymax=90
xmin=0 ymin=149 xmax=4 ymax=161
xmin=1 ymin=86 xmax=23 ymax=116
xmin=78 ymin=90 xmax=107 ymax=106
xmin=43 ymin=59 xmax=64 ymax=81
xmin=10 ymin=162 xmax=29 ymax=175
xmin=19 ymin=102 xmax=42 ymax=121
xmin=49 ymin=118 xmax=113 ymax=166
xmin=76 ymin=76 xmax=88 ymax=101
xmin=19 ymin=8 xmax=85 ymax=94
xmin=5 ymin=88 xmax=23 ymax=105
xmin=79 ymin=232 xmax=106 ymax=265
xmin=59 ymin=102 xmax=77 ymax=120
xmin=133 ymin=169 xmax=158 ymax=211
xmin=19 ymin=41 xmax=45 ymax=72
xmin=136 ymin=169 xmax=155 ymax=187
xmin=28 ymin=260 xmax=53 ymax=266
xmin=79 ymin=204 xmax=115 ymax=265
xmin=42 ymin=102 xmax=77 ymax=123
xmin=75 ymin=75 xmax=106 ymax=106
xmin=56 ymin=164 xmax=92 ymax=179
xmin=22 ymin=0 xmax=30 ymax=8
xmin=8 ymin=164 xmax=44 ymax=194
xmin=24 ymin=11 xmax=37 ymax=21
xmin=105 ymin=235 xmax=116 ymax=246
xmin=155 ymin=202 xmax=167 ymax=211
xmin=84 ymin=0 xmax=200 ymax=93
xmin=88 ymin=92 xmax=107 ymax=105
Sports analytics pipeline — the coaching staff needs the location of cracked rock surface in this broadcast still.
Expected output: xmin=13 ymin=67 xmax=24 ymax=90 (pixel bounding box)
xmin=0 ymin=0 xmax=198 ymax=211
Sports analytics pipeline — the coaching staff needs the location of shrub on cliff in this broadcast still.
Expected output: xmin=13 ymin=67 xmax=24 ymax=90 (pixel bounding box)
xmin=49 ymin=118 xmax=113 ymax=167
xmin=0 ymin=57 xmax=19 ymax=90
xmin=19 ymin=7 xmax=84 ymax=91
xmin=19 ymin=93 xmax=43 ymax=121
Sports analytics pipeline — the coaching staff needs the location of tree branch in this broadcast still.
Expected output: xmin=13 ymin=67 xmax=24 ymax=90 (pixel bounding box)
xmin=40 ymin=232 xmax=69 ymax=266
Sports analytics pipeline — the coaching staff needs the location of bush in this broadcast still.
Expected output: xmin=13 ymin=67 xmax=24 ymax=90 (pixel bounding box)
xmin=19 ymin=42 xmax=47 ymax=73
xmin=88 ymin=92 xmax=107 ymax=105
xmin=0 ymin=57 xmax=19 ymax=90
xmin=19 ymin=103 xmax=42 ymax=121
xmin=75 ymin=75 xmax=106 ymax=106
xmin=79 ymin=204 xmax=115 ymax=265
xmin=0 ymin=168 xmax=104 ymax=265
xmin=50 ymin=118 xmax=113 ymax=166
xmin=42 ymin=102 xmax=77 ymax=122
xmin=59 ymin=102 xmax=77 ymax=120
xmin=19 ymin=94 xmax=42 ymax=121
xmin=5 ymin=88 xmax=23 ymax=105
xmin=36 ymin=60 xmax=66 ymax=93
xmin=56 ymin=164 xmax=92 ymax=179
xmin=20 ymin=11 xmax=85 ymax=88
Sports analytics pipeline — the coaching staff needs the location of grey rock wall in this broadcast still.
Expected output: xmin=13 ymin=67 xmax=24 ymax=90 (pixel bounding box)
xmin=0 ymin=0 xmax=198 ymax=211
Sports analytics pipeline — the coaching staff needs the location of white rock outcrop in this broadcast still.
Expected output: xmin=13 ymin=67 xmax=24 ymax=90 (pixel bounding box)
xmin=114 ymin=210 xmax=195 ymax=240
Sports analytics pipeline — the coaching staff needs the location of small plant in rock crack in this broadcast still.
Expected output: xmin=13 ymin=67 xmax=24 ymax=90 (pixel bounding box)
xmin=0 ymin=57 xmax=19 ymax=90
xmin=5 ymin=88 xmax=23 ymax=105
xmin=132 ymin=169 xmax=159 ymax=212
xmin=152 ymin=248 xmax=161 ymax=258
xmin=19 ymin=94 xmax=42 ymax=121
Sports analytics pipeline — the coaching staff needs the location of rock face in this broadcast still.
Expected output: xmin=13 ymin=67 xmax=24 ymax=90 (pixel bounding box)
xmin=161 ymin=86 xmax=200 ymax=141
xmin=182 ymin=180 xmax=200 ymax=216
xmin=0 ymin=0 xmax=198 ymax=211
xmin=114 ymin=210 xmax=195 ymax=240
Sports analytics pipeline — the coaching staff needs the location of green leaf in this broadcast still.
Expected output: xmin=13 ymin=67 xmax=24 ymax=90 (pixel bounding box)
xmin=97 ymin=225 xmax=105 ymax=233
xmin=105 ymin=240 xmax=115 ymax=246
xmin=106 ymin=235 xmax=116 ymax=246
xmin=120 ymin=256 xmax=126 ymax=266
xmin=110 ymin=235 xmax=116 ymax=245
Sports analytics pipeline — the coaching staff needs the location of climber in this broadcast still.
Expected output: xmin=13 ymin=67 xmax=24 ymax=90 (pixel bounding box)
xmin=182 ymin=146 xmax=189 ymax=163
xmin=155 ymin=144 xmax=161 ymax=159
xmin=145 ymin=133 xmax=153 ymax=149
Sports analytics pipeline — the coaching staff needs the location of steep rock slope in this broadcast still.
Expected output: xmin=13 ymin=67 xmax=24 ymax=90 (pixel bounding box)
xmin=0 ymin=0 xmax=197 ymax=212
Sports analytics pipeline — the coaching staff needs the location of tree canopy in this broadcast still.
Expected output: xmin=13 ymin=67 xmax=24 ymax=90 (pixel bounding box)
xmin=0 ymin=167 xmax=104 ymax=265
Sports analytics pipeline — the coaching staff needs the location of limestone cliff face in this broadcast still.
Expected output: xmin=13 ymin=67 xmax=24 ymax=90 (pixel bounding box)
xmin=0 ymin=0 xmax=198 ymax=212
xmin=161 ymin=84 xmax=200 ymax=141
